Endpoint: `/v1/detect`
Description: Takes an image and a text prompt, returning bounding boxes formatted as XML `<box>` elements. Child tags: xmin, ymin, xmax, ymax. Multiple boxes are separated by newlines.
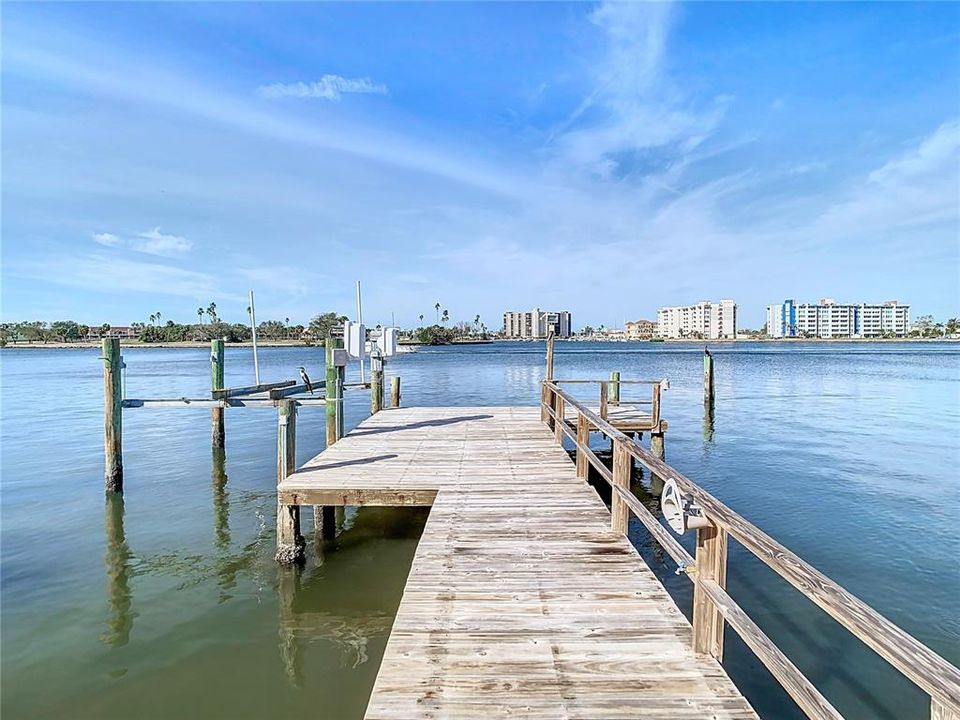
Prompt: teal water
<box><xmin>1</xmin><ymin>341</ymin><xmax>958</xmax><ymax>719</ymax></box>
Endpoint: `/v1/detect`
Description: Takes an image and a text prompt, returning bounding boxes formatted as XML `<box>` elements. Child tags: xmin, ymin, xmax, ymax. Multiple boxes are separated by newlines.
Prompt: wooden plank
<box><xmin>611</xmin><ymin>440</ymin><xmax>630</xmax><ymax>535</ymax></box>
<box><xmin>212</xmin><ymin>379</ymin><xmax>295</xmax><ymax>399</ymax></box>
<box><xmin>280</xmin><ymin>405</ymin><xmax>757</xmax><ymax>719</ymax></box>
<box><xmin>270</xmin><ymin>379</ymin><xmax>326</xmax><ymax>399</ymax></box>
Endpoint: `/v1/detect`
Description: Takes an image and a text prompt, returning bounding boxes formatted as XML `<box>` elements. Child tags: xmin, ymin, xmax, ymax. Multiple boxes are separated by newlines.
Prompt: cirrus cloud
<box><xmin>256</xmin><ymin>74</ymin><xmax>387</xmax><ymax>101</ymax></box>
<box><xmin>91</xmin><ymin>227</ymin><xmax>193</xmax><ymax>256</ymax></box>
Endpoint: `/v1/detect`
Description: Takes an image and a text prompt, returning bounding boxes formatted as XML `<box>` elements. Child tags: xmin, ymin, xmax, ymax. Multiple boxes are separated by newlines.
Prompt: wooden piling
<box><xmin>693</xmin><ymin>522</ymin><xmax>728</xmax><ymax>659</ymax></box>
<box><xmin>554</xmin><ymin>396</ymin><xmax>565</xmax><ymax>444</ymax></box>
<box><xmin>325</xmin><ymin>338</ymin><xmax>344</xmax><ymax>446</ymax></box>
<box><xmin>611</xmin><ymin>440</ymin><xmax>630</xmax><ymax>535</ymax></box>
<box><xmin>102</xmin><ymin>338</ymin><xmax>123</xmax><ymax>493</ymax></box>
<box><xmin>275</xmin><ymin>399</ymin><xmax>304</xmax><ymax>563</ymax></box>
<box><xmin>391</xmin><ymin>376</ymin><xmax>401</xmax><ymax>408</ymax></box>
<box><xmin>210</xmin><ymin>339</ymin><xmax>225</xmax><ymax>450</ymax></box>
<box><xmin>651</xmin><ymin>420</ymin><xmax>667</xmax><ymax>460</ymax></box>
<box><xmin>609</xmin><ymin>371</ymin><xmax>620</xmax><ymax>404</ymax></box>
<box><xmin>704</xmin><ymin>348</ymin><xmax>715</xmax><ymax>410</ymax></box>
<box><xmin>370</xmin><ymin>358</ymin><xmax>384</xmax><ymax>415</ymax></box>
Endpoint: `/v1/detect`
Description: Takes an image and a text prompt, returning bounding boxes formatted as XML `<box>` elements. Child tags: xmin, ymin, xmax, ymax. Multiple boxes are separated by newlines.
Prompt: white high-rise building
<box><xmin>502</xmin><ymin>308</ymin><xmax>572</xmax><ymax>339</ymax></box>
<box><xmin>656</xmin><ymin>300</ymin><xmax>737</xmax><ymax>339</ymax></box>
<box><xmin>767</xmin><ymin>299</ymin><xmax>909</xmax><ymax>338</ymax></box>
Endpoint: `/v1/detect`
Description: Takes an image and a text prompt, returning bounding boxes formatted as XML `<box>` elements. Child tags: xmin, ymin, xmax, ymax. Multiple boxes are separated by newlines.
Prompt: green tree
<box><xmin>441</xmin><ymin>309</ymin><xmax>449</xmax><ymax>325</ymax></box>
<box><xmin>945</xmin><ymin>318</ymin><xmax>959</xmax><ymax>336</ymax></box>
<box><xmin>197</xmin><ymin>307</ymin><xmax>205</xmax><ymax>325</ymax></box>
<box><xmin>308</xmin><ymin>312</ymin><xmax>347</xmax><ymax>341</ymax></box>
<box><xmin>419</xmin><ymin>314</ymin><xmax>424</xmax><ymax>327</ymax></box>
<box><xmin>434</xmin><ymin>302</ymin><xmax>441</xmax><ymax>324</ymax></box>
<box><xmin>415</xmin><ymin>324</ymin><xmax>456</xmax><ymax>345</ymax></box>
<box><xmin>100</xmin><ymin>323</ymin><xmax>112</xmax><ymax>338</ymax></box>
<box><xmin>50</xmin><ymin>320</ymin><xmax>82</xmax><ymax>342</ymax></box>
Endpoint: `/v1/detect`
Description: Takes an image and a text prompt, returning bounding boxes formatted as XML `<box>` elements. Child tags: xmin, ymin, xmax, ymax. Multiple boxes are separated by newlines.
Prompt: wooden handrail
<box><xmin>553</xmin><ymin>378</ymin><xmax>666</xmax><ymax>385</ymax></box>
<box><xmin>542</xmin><ymin>380</ymin><xmax>960</xmax><ymax>718</ymax></box>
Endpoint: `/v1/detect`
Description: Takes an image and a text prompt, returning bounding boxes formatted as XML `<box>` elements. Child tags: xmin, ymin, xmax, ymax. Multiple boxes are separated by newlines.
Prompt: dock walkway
<box><xmin>280</xmin><ymin>406</ymin><xmax>756</xmax><ymax>719</ymax></box>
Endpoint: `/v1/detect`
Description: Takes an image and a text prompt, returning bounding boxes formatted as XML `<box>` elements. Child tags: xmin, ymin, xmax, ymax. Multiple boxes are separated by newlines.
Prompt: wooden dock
<box><xmin>280</xmin><ymin>406</ymin><xmax>757</xmax><ymax>719</ymax></box>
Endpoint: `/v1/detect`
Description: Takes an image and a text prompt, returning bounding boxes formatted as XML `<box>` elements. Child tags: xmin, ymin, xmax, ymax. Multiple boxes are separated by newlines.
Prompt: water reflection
<box><xmin>703</xmin><ymin>405</ymin><xmax>715</xmax><ymax>443</ymax></box>
<box><xmin>212</xmin><ymin>447</ymin><xmax>230</xmax><ymax>550</ymax></box>
<box><xmin>101</xmin><ymin>494</ymin><xmax>135</xmax><ymax>647</ymax></box>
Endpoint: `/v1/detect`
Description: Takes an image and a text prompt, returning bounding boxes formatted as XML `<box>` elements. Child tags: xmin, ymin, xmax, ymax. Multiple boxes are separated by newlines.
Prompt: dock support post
<box><xmin>651</xmin><ymin>420</ymin><xmax>667</xmax><ymax>460</ymax></box>
<box><xmin>611</xmin><ymin>440</ymin><xmax>630</xmax><ymax>535</ymax></box>
<box><xmin>210</xmin><ymin>338</ymin><xmax>225</xmax><ymax>450</ymax></box>
<box><xmin>391</xmin><ymin>376</ymin><xmax>401</xmax><ymax>408</ymax></box>
<box><xmin>703</xmin><ymin>348</ymin><xmax>715</xmax><ymax>411</ymax></box>
<box><xmin>276</xmin><ymin>399</ymin><xmax>304</xmax><ymax>564</ymax></box>
<box><xmin>102</xmin><ymin>338</ymin><xmax>123</xmax><ymax>493</ymax></box>
<box><xmin>554</xmin><ymin>396</ymin><xmax>565</xmax><ymax>444</ymax></box>
<box><xmin>325</xmin><ymin>338</ymin><xmax>344</xmax><ymax>446</ymax></box>
<box><xmin>692</xmin><ymin>522</ymin><xmax>727</xmax><ymax>659</ymax></box>
<box><xmin>609</xmin><ymin>371</ymin><xmax>620</xmax><ymax>404</ymax></box>
<box><xmin>370</xmin><ymin>354</ymin><xmax>384</xmax><ymax>414</ymax></box>
<box><xmin>575</xmin><ymin>413</ymin><xmax>589</xmax><ymax>479</ymax></box>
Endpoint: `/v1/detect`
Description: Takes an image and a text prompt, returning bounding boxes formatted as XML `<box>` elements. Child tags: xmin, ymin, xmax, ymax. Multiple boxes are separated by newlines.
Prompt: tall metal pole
<box><xmin>249</xmin><ymin>289</ymin><xmax>261</xmax><ymax>385</ymax></box>
<box><xmin>356</xmin><ymin>280</ymin><xmax>364</xmax><ymax>384</ymax></box>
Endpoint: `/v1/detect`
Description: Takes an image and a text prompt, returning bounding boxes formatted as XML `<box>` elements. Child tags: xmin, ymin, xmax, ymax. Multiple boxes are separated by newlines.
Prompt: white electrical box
<box><xmin>382</xmin><ymin>327</ymin><xmax>398</xmax><ymax>357</ymax></box>
<box><xmin>344</xmin><ymin>321</ymin><xmax>366</xmax><ymax>361</ymax></box>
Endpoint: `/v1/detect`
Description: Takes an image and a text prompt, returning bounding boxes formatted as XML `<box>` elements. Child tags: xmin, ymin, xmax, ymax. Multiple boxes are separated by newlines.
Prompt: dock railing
<box><xmin>541</xmin><ymin>379</ymin><xmax>960</xmax><ymax>720</ymax></box>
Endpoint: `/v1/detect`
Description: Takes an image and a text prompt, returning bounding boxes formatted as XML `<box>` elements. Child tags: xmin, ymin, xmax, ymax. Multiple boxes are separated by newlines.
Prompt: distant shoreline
<box><xmin>1</xmin><ymin>336</ymin><xmax>955</xmax><ymax>350</ymax></box>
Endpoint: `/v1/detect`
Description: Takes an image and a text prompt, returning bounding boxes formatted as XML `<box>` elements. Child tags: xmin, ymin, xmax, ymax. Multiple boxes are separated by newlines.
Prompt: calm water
<box><xmin>1</xmin><ymin>341</ymin><xmax>958</xmax><ymax>719</ymax></box>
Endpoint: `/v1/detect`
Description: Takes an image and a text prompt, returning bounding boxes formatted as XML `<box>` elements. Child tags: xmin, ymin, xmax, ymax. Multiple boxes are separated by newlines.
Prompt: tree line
<box><xmin>0</xmin><ymin>311</ymin><xmax>351</xmax><ymax>346</ymax></box>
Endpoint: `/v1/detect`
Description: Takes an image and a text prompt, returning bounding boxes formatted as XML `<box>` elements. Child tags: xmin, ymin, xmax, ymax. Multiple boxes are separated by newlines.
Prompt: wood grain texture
<box><xmin>282</xmin><ymin>406</ymin><xmax>756</xmax><ymax>719</ymax></box>
<box><xmin>210</xmin><ymin>339</ymin><xmax>225</xmax><ymax>450</ymax></box>
<box><xmin>547</xmin><ymin>382</ymin><xmax>960</xmax><ymax>715</ymax></box>
<box><xmin>102</xmin><ymin>338</ymin><xmax>123</xmax><ymax>493</ymax></box>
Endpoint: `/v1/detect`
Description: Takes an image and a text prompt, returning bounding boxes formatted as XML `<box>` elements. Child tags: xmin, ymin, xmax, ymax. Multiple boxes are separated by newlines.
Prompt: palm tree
<box><xmin>156</xmin><ymin>311</ymin><xmax>161</xmax><ymax>324</ymax></box>
<box><xmin>149</xmin><ymin>313</ymin><xmax>156</xmax><ymax>325</ymax></box>
<box><xmin>441</xmin><ymin>309</ymin><xmax>449</xmax><ymax>326</ymax></box>
<box><xmin>434</xmin><ymin>302</ymin><xmax>441</xmax><ymax>324</ymax></box>
<box><xmin>207</xmin><ymin>302</ymin><xmax>217</xmax><ymax>324</ymax></box>
<box><xmin>285</xmin><ymin>317</ymin><xmax>290</xmax><ymax>339</ymax></box>
<box><xmin>197</xmin><ymin>307</ymin><xmax>204</xmax><ymax>325</ymax></box>
<box><xmin>419</xmin><ymin>314</ymin><xmax>424</xmax><ymax>327</ymax></box>
<box><xmin>474</xmin><ymin>314</ymin><xmax>481</xmax><ymax>334</ymax></box>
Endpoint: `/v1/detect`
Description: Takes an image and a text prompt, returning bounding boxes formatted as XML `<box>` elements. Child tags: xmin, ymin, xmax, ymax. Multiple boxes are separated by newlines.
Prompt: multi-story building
<box><xmin>625</xmin><ymin>319</ymin><xmax>656</xmax><ymax>340</ymax></box>
<box><xmin>767</xmin><ymin>299</ymin><xmax>909</xmax><ymax>338</ymax></box>
<box><xmin>656</xmin><ymin>300</ymin><xmax>737</xmax><ymax>340</ymax></box>
<box><xmin>765</xmin><ymin>299</ymin><xmax>796</xmax><ymax>338</ymax></box>
<box><xmin>502</xmin><ymin>308</ymin><xmax>572</xmax><ymax>339</ymax></box>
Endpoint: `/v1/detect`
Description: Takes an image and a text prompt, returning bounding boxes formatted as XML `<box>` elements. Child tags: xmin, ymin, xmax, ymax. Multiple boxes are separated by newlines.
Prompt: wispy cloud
<box><xmin>553</xmin><ymin>2</ymin><xmax>731</xmax><ymax>179</ymax></box>
<box><xmin>91</xmin><ymin>227</ymin><xmax>193</xmax><ymax>256</ymax></box>
<box><xmin>15</xmin><ymin>253</ymin><xmax>233</xmax><ymax>301</ymax></box>
<box><xmin>257</xmin><ymin>75</ymin><xmax>387</xmax><ymax>101</ymax></box>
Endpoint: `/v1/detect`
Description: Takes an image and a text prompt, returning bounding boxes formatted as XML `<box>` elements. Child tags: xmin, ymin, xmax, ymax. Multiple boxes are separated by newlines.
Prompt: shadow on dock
<box><xmin>349</xmin><ymin>414</ymin><xmax>493</xmax><ymax>436</ymax></box>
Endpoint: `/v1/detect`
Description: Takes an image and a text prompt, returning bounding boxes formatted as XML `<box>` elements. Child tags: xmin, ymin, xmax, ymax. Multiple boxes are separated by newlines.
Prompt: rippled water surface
<box><xmin>2</xmin><ymin>341</ymin><xmax>958</xmax><ymax>719</ymax></box>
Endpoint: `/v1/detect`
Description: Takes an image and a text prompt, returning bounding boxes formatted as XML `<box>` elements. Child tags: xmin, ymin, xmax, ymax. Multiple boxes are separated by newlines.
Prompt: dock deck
<box><xmin>280</xmin><ymin>406</ymin><xmax>756</xmax><ymax>719</ymax></box>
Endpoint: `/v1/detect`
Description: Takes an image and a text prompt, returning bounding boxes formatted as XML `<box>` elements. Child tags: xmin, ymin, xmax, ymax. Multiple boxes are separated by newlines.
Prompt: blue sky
<box><xmin>2</xmin><ymin>2</ymin><xmax>958</xmax><ymax>329</ymax></box>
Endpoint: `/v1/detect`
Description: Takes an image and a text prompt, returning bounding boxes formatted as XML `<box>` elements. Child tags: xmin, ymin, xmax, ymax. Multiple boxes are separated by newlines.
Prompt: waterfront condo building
<box><xmin>502</xmin><ymin>308</ymin><xmax>572</xmax><ymax>339</ymax></box>
<box><xmin>656</xmin><ymin>300</ymin><xmax>737</xmax><ymax>339</ymax></box>
<box><xmin>625</xmin><ymin>319</ymin><xmax>656</xmax><ymax>340</ymax></box>
<box><xmin>766</xmin><ymin>299</ymin><xmax>910</xmax><ymax>338</ymax></box>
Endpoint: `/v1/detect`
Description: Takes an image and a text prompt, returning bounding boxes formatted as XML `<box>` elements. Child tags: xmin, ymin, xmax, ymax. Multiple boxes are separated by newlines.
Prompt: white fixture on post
<box><xmin>661</xmin><ymin>478</ymin><xmax>710</xmax><ymax>534</ymax></box>
<box><xmin>248</xmin><ymin>289</ymin><xmax>261</xmax><ymax>385</ymax></box>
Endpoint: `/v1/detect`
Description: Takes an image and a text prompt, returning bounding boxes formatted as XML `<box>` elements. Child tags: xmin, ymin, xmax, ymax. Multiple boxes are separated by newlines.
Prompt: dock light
<box><xmin>661</xmin><ymin>478</ymin><xmax>710</xmax><ymax>534</ymax></box>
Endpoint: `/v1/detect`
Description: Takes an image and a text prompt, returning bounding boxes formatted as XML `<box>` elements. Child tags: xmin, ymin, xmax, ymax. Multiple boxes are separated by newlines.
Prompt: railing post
<box><xmin>651</xmin><ymin>420</ymin><xmax>667</xmax><ymax>460</ymax></box>
<box><xmin>554</xmin><ymin>396</ymin><xmax>565</xmax><ymax>444</ymax></box>
<box><xmin>609</xmin><ymin>371</ymin><xmax>620</xmax><ymax>405</ymax></box>
<box><xmin>210</xmin><ymin>338</ymin><xmax>225</xmax><ymax>450</ymax></box>
<box><xmin>599</xmin><ymin>381</ymin><xmax>608</xmax><ymax>421</ymax></box>
<box><xmin>693</xmin><ymin>522</ymin><xmax>727</xmax><ymax>659</ymax></box>
<box><xmin>544</xmin><ymin>383</ymin><xmax>556</xmax><ymax>431</ymax></box>
<box><xmin>542</xmin><ymin>333</ymin><xmax>556</xmax><ymax>424</ymax></box>
<box><xmin>611</xmin><ymin>440</ymin><xmax>630</xmax><ymax>535</ymax></box>
<box><xmin>103</xmin><ymin>337</ymin><xmax>123</xmax><ymax>494</ymax></box>
<box><xmin>276</xmin><ymin>399</ymin><xmax>304</xmax><ymax>564</ymax></box>
<box><xmin>931</xmin><ymin>698</ymin><xmax>960</xmax><ymax>720</ymax></box>
<box><xmin>391</xmin><ymin>376</ymin><xmax>401</xmax><ymax>408</ymax></box>
<box><xmin>575</xmin><ymin>412</ymin><xmax>589</xmax><ymax>479</ymax></box>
